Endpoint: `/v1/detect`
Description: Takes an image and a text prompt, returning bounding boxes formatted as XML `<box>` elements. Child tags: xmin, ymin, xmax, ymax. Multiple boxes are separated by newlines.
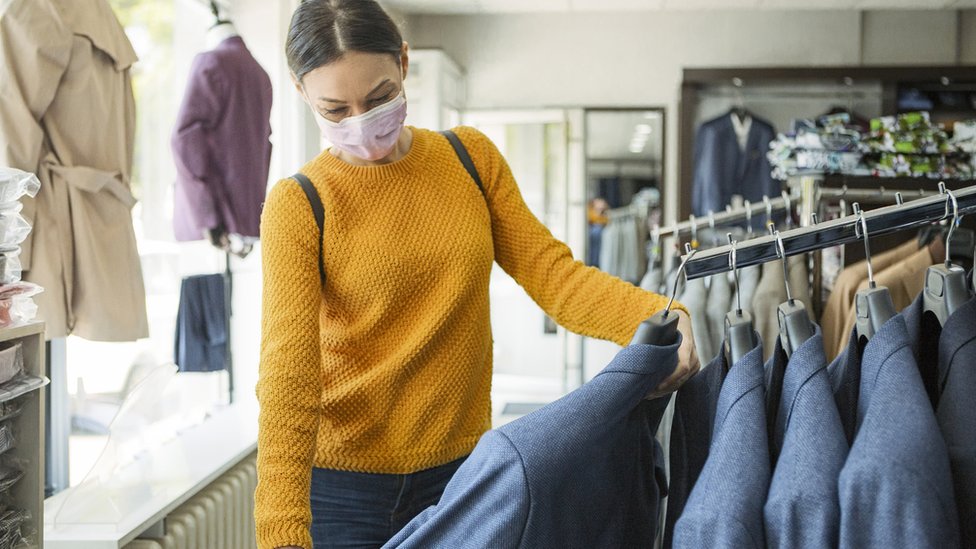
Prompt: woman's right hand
<box><xmin>645</xmin><ymin>309</ymin><xmax>700</xmax><ymax>399</ymax></box>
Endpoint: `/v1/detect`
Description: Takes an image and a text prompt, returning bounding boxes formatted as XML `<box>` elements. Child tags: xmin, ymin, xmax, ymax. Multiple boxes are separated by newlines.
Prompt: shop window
<box><xmin>65</xmin><ymin>0</ymin><xmax>228</xmax><ymax>488</ymax></box>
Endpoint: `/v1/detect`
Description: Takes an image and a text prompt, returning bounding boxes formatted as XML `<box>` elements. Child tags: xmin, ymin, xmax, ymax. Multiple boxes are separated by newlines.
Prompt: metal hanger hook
<box><xmin>727</xmin><ymin>233</ymin><xmax>743</xmax><ymax>314</ymax></box>
<box><xmin>852</xmin><ymin>202</ymin><xmax>876</xmax><ymax>288</ymax></box>
<box><xmin>773</xmin><ymin>230</ymin><xmax>795</xmax><ymax>304</ymax></box>
<box><xmin>941</xmin><ymin>183</ymin><xmax>959</xmax><ymax>269</ymax></box>
<box><xmin>664</xmin><ymin>243</ymin><xmax>697</xmax><ymax>318</ymax></box>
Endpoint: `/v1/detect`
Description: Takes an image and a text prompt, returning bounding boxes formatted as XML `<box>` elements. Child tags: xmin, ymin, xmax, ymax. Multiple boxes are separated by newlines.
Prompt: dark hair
<box><xmin>286</xmin><ymin>0</ymin><xmax>403</xmax><ymax>82</ymax></box>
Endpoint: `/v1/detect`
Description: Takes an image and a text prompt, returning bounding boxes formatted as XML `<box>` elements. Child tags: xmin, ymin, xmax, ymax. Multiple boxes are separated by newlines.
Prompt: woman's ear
<box><xmin>400</xmin><ymin>41</ymin><xmax>410</xmax><ymax>80</ymax></box>
<box><xmin>291</xmin><ymin>73</ymin><xmax>309</xmax><ymax>104</ymax></box>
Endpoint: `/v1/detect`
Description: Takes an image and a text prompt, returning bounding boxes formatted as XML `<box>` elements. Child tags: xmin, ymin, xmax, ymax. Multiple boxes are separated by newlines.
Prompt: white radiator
<box><xmin>125</xmin><ymin>454</ymin><xmax>258</xmax><ymax>549</ymax></box>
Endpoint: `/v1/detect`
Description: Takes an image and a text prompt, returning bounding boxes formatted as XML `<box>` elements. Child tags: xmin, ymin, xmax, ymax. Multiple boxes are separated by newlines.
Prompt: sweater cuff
<box><xmin>669</xmin><ymin>300</ymin><xmax>689</xmax><ymax>317</ymax></box>
<box><xmin>257</xmin><ymin>521</ymin><xmax>312</xmax><ymax>549</ymax></box>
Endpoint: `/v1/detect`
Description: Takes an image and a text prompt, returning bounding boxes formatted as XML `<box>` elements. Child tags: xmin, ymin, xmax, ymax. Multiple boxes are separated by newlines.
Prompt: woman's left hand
<box><xmin>645</xmin><ymin>309</ymin><xmax>700</xmax><ymax>399</ymax></box>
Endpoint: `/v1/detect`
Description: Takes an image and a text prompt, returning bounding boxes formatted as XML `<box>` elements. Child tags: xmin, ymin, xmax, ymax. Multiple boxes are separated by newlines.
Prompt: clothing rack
<box><xmin>682</xmin><ymin>184</ymin><xmax>976</xmax><ymax>280</ymax></box>
<box><xmin>657</xmin><ymin>195</ymin><xmax>790</xmax><ymax>239</ymax></box>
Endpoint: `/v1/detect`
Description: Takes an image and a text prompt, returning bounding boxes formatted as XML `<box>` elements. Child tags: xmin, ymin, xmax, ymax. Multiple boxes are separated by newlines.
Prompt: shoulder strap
<box><xmin>292</xmin><ymin>173</ymin><xmax>326</xmax><ymax>286</ymax></box>
<box><xmin>440</xmin><ymin>130</ymin><xmax>486</xmax><ymax>198</ymax></box>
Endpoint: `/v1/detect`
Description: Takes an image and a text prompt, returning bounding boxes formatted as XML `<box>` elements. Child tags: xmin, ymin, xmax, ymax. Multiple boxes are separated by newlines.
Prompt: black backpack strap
<box><xmin>292</xmin><ymin>172</ymin><xmax>326</xmax><ymax>287</ymax></box>
<box><xmin>440</xmin><ymin>130</ymin><xmax>486</xmax><ymax>198</ymax></box>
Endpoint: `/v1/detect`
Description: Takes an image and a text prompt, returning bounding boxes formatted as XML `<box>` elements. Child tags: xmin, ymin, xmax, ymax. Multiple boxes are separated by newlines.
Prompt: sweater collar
<box><xmin>309</xmin><ymin>126</ymin><xmax>433</xmax><ymax>183</ymax></box>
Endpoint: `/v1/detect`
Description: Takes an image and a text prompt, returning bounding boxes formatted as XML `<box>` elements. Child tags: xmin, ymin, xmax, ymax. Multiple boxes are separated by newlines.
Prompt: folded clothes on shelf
<box><xmin>769</xmin><ymin>111</ymin><xmax>975</xmax><ymax>180</ymax></box>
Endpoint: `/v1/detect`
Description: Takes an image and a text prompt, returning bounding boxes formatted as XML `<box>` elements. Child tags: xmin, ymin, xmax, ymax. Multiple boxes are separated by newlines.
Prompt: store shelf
<box><xmin>0</xmin><ymin>322</ymin><xmax>46</xmax><ymax>548</ymax></box>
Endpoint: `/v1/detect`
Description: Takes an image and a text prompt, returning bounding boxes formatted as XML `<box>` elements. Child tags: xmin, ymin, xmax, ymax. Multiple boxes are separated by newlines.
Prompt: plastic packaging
<box><xmin>0</xmin><ymin>284</ymin><xmax>41</xmax><ymax>330</ymax></box>
<box><xmin>0</xmin><ymin>401</ymin><xmax>21</xmax><ymax>423</ymax></box>
<box><xmin>0</xmin><ymin>425</ymin><xmax>14</xmax><ymax>457</ymax></box>
<box><xmin>0</xmin><ymin>464</ymin><xmax>23</xmax><ymax>493</ymax></box>
<box><xmin>0</xmin><ymin>508</ymin><xmax>29</xmax><ymax>549</ymax></box>
<box><xmin>0</xmin><ymin>251</ymin><xmax>21</xmax><ymax>286</ymax></box>
<box><xmin>0</xmin><ymin>169</ymin><xmax>40</xmax><ymax>204</ymax></box>
<box><xmin>0</xmin><ymin>346</ymin><xmax>21</xmax><ymax>387</ymax></box>
<box><xmin>0</xmin><ymin>211</ymin><xmax>30</xmax><ymax>250</ymax></box>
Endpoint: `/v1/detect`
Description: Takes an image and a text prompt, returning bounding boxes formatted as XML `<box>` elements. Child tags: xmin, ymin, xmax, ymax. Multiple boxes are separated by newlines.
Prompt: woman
<box><xmin>256</xmin><ymin>2</ymin><xmax>699</xmax><ymax>548</ymax></box>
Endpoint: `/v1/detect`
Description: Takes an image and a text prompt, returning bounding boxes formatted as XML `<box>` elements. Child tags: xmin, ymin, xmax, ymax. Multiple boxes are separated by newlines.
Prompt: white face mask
<box><xmin>311</xmin><ymin>92</ymin><xmax>408</xmax><ymax>161</ymax></box>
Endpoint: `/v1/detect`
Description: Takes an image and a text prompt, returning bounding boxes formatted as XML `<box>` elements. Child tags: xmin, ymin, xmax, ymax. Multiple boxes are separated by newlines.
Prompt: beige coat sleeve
<box><xmin>0</xmin><ymin>0</ymin><xmax>72</xmax><ymax>263</ymax></box>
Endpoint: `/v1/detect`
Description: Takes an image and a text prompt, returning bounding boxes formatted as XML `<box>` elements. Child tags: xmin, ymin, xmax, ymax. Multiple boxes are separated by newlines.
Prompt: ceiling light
<box><xmin>629</xmin><ymin>144</ymin><xmax>644</xmax><ymax>153</ymax></box>
<box><xmin>635</xmin><ymin>124</ymin><xmax>653</xmax><ymax>134</ymax></box>
<box><xmin>643</xmin><ymin>112</ymin><xmax>659</xmax><ymax>120</ymax></box>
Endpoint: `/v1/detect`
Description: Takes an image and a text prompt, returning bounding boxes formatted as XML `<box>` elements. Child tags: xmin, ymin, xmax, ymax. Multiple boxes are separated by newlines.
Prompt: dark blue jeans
<box><xmin>310</xmin><ymin>457</ymin><xmax>466</xmax><ymax>549</ymax></box>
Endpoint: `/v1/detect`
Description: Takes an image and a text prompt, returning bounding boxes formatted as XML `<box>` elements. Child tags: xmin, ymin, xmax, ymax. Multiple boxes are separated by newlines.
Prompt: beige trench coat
<box><xmin>0</xmin><ymin>0</ymin><xmax>148</xmax><ymax>341</ymax></box>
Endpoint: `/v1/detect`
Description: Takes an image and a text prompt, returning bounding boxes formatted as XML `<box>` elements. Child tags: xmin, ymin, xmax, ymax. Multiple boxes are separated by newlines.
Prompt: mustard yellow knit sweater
<box><xmin>255</xmin><ymin>126</ymin><xmax>680</xmax><ymax>549</ymax></box>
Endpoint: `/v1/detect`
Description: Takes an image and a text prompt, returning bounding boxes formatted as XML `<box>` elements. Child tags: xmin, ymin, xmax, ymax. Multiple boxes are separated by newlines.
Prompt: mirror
<box><xmin>585</xmin><ymin>109</ymin><xmax>665</xmax><ymax>283</ymax></box>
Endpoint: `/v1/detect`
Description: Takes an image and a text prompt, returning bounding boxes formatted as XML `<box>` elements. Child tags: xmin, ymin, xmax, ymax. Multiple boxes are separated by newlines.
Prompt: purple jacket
<box><xmin>171</xmin><ymin>36</ymin><xmax>272</xmax><ymax>241</ymax></box>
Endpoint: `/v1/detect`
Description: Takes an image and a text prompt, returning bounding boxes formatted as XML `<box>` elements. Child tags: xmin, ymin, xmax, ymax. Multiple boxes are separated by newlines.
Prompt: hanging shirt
<box><xmin>837</xmin><ymin>315</ymin><xmax>960</xmax><ymax>548</ymax></box>
<box><xmin>674</xmin><ymin>341</ymin><xmax>769</xmax><ymax>549</ymax></box>
<box><xmin>172</xmin><ymin>35</ymin><xmax>273</xmax><ymax>241</ymax></box>
<box><xmin>901</xmin><ymin>294</ymin><xmax>976</xmax><ymax>548</ymax></box>
<box><xmin>383</xmin><ymin>340</ymin><xmax>680</xmax><ymax>549</ymax></box>
<box><xmin>764</xmin><ymin>326</ymin><xmax>848</xmax><ymax>549</ymax></box>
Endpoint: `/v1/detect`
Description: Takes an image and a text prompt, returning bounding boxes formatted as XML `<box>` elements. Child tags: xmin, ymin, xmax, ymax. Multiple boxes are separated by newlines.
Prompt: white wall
<box><xmin>406</xmin><ymin>9</ymin><xmax>974</xmax><ymax>225</ymax></box>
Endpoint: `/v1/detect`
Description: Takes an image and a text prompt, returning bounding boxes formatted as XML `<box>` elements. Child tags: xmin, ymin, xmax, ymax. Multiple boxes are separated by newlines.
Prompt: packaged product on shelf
<box><xmin>0</xmin><ymin>424</ymin><xmax>14</xmax><ymax>457</ymax></box>
<box><xmin>0</xmin><ymin>205</ymin><xmax>30</xmax><ymax>250</ymax></box>
<box><xmin>0</xmin><ymin>508</ymin><xmax>30</xmax><ymax>549</ymax></box>
<box><xmin>0</xmin><ymin>461</ymin><xmax>24</xmax><ymax>494</ymax></box>
<box><xmin>0</xmin><ymin>401</ymin><xmax>21</xmax><ymax>423</ymax></box>
<box><xmin>0</xmin><ymin>345</ymin><xmax>21</xmax><ymax>387</ymax></box>
<box><xmin>0</xmin><ymin>169</ymin><xmax>40</xmax><ymax>205</ymax></box>
<box><xmin>0</xmin><ymin>283</ymin><xmax>40</xmax><ymax>329</ymax></box>
<box><xmin>0</xmin><ymin>251</ymin><xmax>21</xmax><ymax>286</ymax></box>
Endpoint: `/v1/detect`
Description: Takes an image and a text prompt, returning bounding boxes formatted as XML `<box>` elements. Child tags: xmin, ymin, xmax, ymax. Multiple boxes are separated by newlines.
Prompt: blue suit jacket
<box><xmin>902</xmin><ymin>294</ymin><xmax>976</xmax><ymax>547</ymax></box>
<box><xmin>838</xmin><ymin>314</ymin><xmax>960</xmax><ymax>548</ymax></box>
<box><xmin>674</xmin><ymin>340</ymin><xmax>769</xmax><ymax>548</ymax></box>
<box><xmin>384</xmin><ymin>339</ymin><xmax>680</xmax><ymax>549</ymax></box>
<box><xmin>691</xmin><ymin>113</ymin><xmax>779</xmax><ymax>217</ymax></box>
<box><xmin>664</xmin><ymin>350</ymin><xmax>728</xmax><ymax>548</ymax></box>
<box><xmin>764</xmin><ymin>326</ymin><xmax>848</xmax><ymax>549</ymax></box>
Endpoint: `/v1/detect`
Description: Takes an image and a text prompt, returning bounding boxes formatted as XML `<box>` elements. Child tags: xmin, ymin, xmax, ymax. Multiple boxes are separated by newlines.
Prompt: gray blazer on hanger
<box><xmin>764</xmin><ymin>326</ymin><xmax>848</xmax><ymax>549</ymax></box>
<box><xmin>838</xmin><ymin>315</ymin><xmax>960</xmax><ymax>548</ymax></box>
<box><xmin>384</xmin><ymin>341</ymin><xmax>679</xmax><ymax>549</ymax></box>
<box><xmin>673</xmin><ymin>340</ymin><xmax>769</xmax><ymax>548</ymax></box>
<box><xmin>901</xmin><ymin>294</ymin><xmax>976</xmax><ymax>547</ymax></box>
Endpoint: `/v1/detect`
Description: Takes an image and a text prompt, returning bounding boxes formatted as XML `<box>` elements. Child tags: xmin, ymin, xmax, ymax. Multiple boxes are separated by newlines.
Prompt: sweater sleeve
<box><xmin>255</xmin><ymin>180</ymin><xmax>323</xmax><ymax>549</ymax></box>
<box><xmin>452</xmin><ymin>126</ymin><xmax>684</xmax><ymax>347</ymax></box>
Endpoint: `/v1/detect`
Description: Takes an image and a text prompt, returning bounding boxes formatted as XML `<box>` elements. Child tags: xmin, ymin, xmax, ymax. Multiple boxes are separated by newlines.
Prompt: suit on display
<box><xmin>764</xmin><ymin>326</ymin><xmax>848</xmax><ymax>549</ymax></box>
<box><xmin>171</xmin><ymin>25</ymin><xmax>273</xmax><ymax>242</ymax></box>
<box><xmin>674</xmin><ymin>341</ymin><xmax>769</xmax><ymax>549</ymax></box>
<box><xmin>691</xmin><ymin>112</ymin><xmax>779</xmax><ymax>217</ymax></box>
<box><xmin>901</xmin><ymin>294</ymin><xmax>976</xmax><ymax>547</ymax></box>
<box><xmin>384</xmin><ymin>341</ymin><xmax>679</xmax><ymax>548</ymax></box>
<box><xmin>0</xmin><ymin>0</ymin><xmax>148</xmax><ymax>341</ymax></box>
<box><xmin>837</xmin><ymin>315</ymin><xmax>960</xmax><ymax>548</ymax></box>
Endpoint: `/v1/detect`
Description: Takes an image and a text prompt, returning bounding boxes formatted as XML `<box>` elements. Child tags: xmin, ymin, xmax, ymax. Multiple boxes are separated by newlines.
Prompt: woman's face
<box><xmin>297</xmin><ymin>44</ymin><xmax>409</xmax><ymax>124</ymax></box>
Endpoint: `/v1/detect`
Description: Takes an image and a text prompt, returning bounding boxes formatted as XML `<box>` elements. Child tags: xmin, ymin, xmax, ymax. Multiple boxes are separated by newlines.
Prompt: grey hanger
<box><xmin>631</xmin><ymin>244</ymin><xmax>697</xmax><ymax>347</ymax></box>
<box><xmin>774</xmin><ymin>230</ymin><xmax>815</xmax><ymax>357</ymax></box>
<box><xmin>724</xmin><ymin>234</ymin><xmax>759</xmax><ymax>365</ymax></box>
<box><xmin>922</xmin><ymin>183</ymin><xmax>973</xmax><ymax>326</ymax></box>
<box><xmin>852</xmin><ymin>203</ymin><xmax>896</xmax><ymax>342</ymax></box>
